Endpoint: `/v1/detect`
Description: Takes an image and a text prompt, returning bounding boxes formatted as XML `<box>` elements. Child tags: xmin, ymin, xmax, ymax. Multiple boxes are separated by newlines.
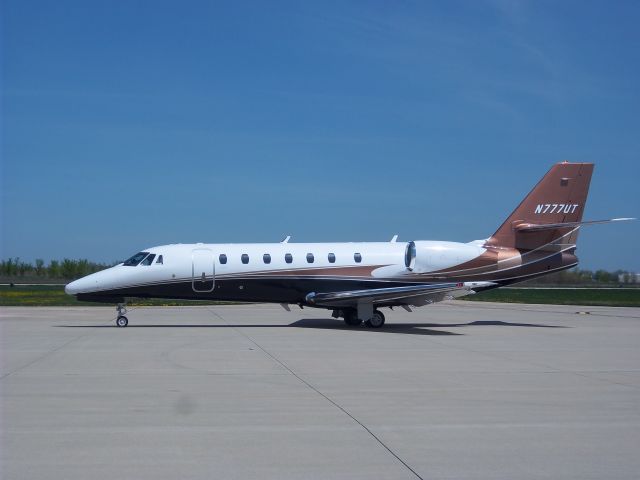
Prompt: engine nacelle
<box><xmin>404</xmin><ymin>240</ymin><xmax>485</xmax><ymax>273</ymax></box>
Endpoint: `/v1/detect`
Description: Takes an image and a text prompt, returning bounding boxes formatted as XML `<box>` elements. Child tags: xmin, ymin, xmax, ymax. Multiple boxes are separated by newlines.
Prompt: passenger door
<box><xmin>192</xmin><ymin>248</ymin><xmax>215</xmax><ymax>292</ymax></box>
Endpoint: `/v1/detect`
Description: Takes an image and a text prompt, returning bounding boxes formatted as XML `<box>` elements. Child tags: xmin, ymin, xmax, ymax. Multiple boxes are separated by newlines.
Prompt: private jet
<box><xmin>65</xmin><ymin>162</ymin><xmax>633</xmax><ymax>327</ymax></box>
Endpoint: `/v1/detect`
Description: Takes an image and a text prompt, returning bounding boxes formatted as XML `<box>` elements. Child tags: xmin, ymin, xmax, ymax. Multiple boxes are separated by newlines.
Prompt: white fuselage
<box><xmin>65</xmin><ymin>240</ymin><xmax>487</xmax><ymax>297</ymax></box>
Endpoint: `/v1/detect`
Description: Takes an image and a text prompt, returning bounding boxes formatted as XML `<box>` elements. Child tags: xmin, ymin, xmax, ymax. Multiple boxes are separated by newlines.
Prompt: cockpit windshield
<box><xmin>123</xmin><ymin>252</ymin><xmax>150</xmax><ymax>266</ymax></box>
<box><xmin>140</xmin><ymin>254</ymin><xmax>156</xmax><ymax>266</ymax></box>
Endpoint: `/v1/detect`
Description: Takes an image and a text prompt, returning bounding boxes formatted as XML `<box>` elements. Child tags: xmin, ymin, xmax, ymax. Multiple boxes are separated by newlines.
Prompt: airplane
<box><xmin>65</xmin><ymin>162</ymin><xmax>633</xmax><ymax>328</ymax></box>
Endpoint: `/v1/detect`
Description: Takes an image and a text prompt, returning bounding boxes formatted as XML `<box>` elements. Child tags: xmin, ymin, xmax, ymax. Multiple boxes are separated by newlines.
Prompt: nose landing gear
<box><xmin>116</xmin><ymin>303</ymin><xmax>128</xmax><ymax>327</ymax></box>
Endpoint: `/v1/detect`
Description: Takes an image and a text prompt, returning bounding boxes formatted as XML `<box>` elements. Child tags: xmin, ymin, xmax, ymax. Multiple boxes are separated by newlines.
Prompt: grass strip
<box><xmin>464</xmin><ymin>288</ymin><xmax>640</xmax><ymax>307</ymax></box>
<box><xmin>0</xmin><ymin>285</ymin><xmax>226</xmax><ymax>307</ymax></box>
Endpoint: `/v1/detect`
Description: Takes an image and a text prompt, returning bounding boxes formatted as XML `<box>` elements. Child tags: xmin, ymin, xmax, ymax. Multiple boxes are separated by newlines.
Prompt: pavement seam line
<box><xmin>0</xmin><ymin>308</ymin><xmax>134</xmax><ymax>380</ymax></box>
<box><xmin>206</xmin><ymin>307</ymin><xmax>425</xmax><ymax>480</ymax></box>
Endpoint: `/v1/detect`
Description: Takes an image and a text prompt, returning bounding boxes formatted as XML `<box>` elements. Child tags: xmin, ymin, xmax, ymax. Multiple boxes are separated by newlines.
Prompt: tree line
<box><xmin>0</xmin><ymin>258</ymin><xmax>116</xmax><ymax>280</ymax></box>
<box><xmin>1</xmin><ymin>257</ymin><xmax>637</xmax><ymax>284</ymax></box>
<box><xmin>522</xmin><ymin>268</ymin><xmax>638</xmax><ymax>285</ymax></box>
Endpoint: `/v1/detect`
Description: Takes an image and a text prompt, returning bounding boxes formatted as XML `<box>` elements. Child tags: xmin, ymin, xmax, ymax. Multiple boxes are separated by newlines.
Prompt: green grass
<box><xmin>464</xmin><ymin>288</ymin><xmax>640</xmax><ymax>307</ymax></box>
<box><xmin>0</xmin><ymin>285</ymin><xmax>224</xmax><ymax>307</ymax></box>
<box><xmin>2</xmin><ymin>284</ymin><xmax>639</xmax><ymax>307</ymax></box>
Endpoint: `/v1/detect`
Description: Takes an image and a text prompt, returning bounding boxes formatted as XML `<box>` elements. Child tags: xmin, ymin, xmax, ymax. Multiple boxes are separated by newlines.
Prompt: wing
<box><xmin>305</xmin><ymin>282</ymin><xmax>496</xmax><ymax>308</ymax></box>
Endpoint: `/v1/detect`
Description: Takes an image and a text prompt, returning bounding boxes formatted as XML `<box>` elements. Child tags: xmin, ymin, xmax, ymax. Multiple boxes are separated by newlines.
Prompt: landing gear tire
<box><xmin>343</xmin><ymin>310</ymin><xmax>362</xmax><ymax>326</ymax></box>
<box><xmin>365</xmin><ymin>310</ymin><xmax>385</xmax><ymax>328</ymax></box>
<box><xmin>115</xmin><ymin>303</ymin><xmax>128</xmax><ymax>327</ymax></box>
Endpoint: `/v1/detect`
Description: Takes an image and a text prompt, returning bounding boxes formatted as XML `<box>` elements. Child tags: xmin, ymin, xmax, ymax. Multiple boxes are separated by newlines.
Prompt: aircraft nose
<box><xmin>65</xmin><ymin>275</ymin><xmax>99</xmax><ymax>295</ymax></box>
<box><xmin>65</xmin><ymin>278</ymin><xmax>82</xmax><ymax>295</ymax></box>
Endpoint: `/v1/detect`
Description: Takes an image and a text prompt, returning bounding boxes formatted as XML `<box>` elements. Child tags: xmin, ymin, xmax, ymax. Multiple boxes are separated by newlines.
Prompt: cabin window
<box><xmin>263</xmin><ymin>254</ymin><xmax>271</xmax><ymax>264</ymax></box>
<box><xmin>328</xmin><ymin>253</ymin><xmax>336</xmax><ymax>263</ymax></box>
<box><xmin>219</xmin><ymin>254</ymin><xmax>227</xmax><ymax>264</ymax></box>
<box><xmin>354</xmin><ymin>253</ymin><xmax>362</xmax><ymax>263</ymax></box>
<box><xmin>241</xmin><ymin>254</ymin><xmax>249</xmax><ymax>264</ymax></box>
<box><xmin>306</xmin><ymin>253</ymin><xmax>314</xmax><ymax>263</ymax></box>
<box><xmin>156</xmin><ymin>255</ymin><xmax>163</xmax><ymax>264</ymax></box>
<box><xmin>123</xmin><ymin>252</ymin><xmax>149</xmax><ymax>266</ymax></box>
<box><xmin>141</xmin><ymin>254</ymin><xmax>156</xmax><ymax>266</ymax></box>
<box><xmin>285</xmin><ymin>253</ymin><xmax>293</xmax><ymax>263</ymax></box>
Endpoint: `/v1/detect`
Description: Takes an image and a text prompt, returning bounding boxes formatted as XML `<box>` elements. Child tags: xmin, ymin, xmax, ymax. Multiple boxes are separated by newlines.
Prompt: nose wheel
<box><xmin>116</xmin><ymin>303</ymin><xmax>129</xmax><ymax>327</ymax></box>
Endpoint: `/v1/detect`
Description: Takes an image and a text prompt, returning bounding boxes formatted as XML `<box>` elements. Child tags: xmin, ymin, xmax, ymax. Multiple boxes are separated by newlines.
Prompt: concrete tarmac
<box><xmin>1</xmin><ymin>302</ymin><xmax>639</xmax><ymax>479</ymax></box>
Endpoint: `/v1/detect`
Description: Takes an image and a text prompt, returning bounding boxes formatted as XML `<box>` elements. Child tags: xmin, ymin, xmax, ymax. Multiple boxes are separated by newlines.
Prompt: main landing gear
<box><xmin>366</xmin><ymin>310</ymin><xmax>385</xmax><ymax>328</ymax></box>
<box><xmin>116</xmin><ymin>303</ymin><xmax>128</xmax><ymax>328</ymax></box>
<box><xmin>339</xmin><ymin>308</ymin><xmax>386</xmax><ymax>328</ymax></box>
<box><xmin>343</xmin><ymin>310</ymin><xmax>362</xmax><ymax>326</ymax></box>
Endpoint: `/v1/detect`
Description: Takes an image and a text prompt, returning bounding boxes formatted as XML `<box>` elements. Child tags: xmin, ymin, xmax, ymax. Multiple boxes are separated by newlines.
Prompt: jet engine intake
<box><xmin>404</xmin><ymin>240</ymin><xmax>485</xmax><ymax>273</ymax></box>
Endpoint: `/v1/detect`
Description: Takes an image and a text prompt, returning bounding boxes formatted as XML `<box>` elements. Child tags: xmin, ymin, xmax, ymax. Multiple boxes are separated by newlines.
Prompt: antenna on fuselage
<box><xmin>390</xmin><ymin>235</ymin><xmax>398</xmax><ymax>242</ymax></box>
<box><xmin>281</xmin><ymin>235</ymin><xmax>291</xmax><ymax>243</ymax></box>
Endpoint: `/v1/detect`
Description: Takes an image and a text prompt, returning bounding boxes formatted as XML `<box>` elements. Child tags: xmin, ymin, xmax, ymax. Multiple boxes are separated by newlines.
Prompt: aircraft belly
<box><xmin>76</xmin><ymin>277</ymin><xmax>426</xmax><ymax>304</ymax></box>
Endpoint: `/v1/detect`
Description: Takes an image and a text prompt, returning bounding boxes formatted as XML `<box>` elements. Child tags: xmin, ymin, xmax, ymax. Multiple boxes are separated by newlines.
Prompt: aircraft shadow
<box><xmin>58</xmin><ymin>318</ymin><xmax>565</xmax><ymax>336</ymax></box>
<box><xmin>429</xmin><ymin>320</ymin><xmax>568</xmax><ymax>329</ymax></box>
<box><xmin>291</xmin><ymin>319</ymin><xmax>460</xmax><ymax>336</ymax></box>
<box><xmin>287</xmin><ymin>318</ymin><xmax>566</xmax><ymax>335</ymax></box>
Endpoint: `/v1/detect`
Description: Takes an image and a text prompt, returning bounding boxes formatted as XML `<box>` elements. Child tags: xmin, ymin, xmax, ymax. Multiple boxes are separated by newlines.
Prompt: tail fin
<box><xmin>487</xmin><ymin>162</ymin><xmax>594</xmax><ymax>251</ymax></box>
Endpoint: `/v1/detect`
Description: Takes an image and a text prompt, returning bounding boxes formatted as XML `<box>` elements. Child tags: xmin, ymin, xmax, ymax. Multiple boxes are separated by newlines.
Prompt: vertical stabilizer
<box><xmin>487</xmin><ymin>162</ymin><xmax>594</xmax><ymax>251</ymax></box>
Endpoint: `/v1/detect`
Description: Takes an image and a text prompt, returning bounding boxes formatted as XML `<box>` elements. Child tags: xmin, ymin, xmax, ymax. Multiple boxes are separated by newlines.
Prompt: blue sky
<box><xmin>2</xmin><ymin>0</ymin><xmax>639</xmax><ymax>271</ymax></box>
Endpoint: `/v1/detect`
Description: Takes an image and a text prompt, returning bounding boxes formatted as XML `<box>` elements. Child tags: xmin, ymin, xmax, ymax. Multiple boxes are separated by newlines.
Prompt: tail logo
<box><xmin>535</xmin><ymin>204</ymin><xmax>579</xmax><ymax>214</ymax></box>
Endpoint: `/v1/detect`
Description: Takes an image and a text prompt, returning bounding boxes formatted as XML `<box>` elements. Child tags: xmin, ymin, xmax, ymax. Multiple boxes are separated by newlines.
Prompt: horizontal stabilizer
<box><xmin>515</xmin><ymin>217</ymin><xmax>635</xmax><ymax>232</ymax></box>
